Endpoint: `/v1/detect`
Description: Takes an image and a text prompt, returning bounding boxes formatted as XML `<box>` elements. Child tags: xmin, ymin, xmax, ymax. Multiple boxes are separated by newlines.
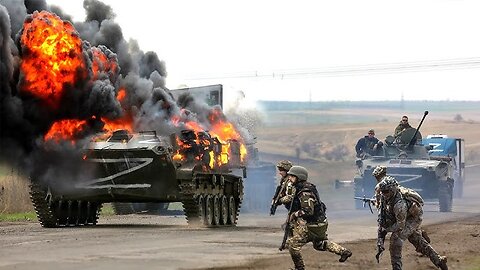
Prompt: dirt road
<box><xmin>1</xmin><ymin>204</ymin><xmax>478</xmax><ymax>270</ymax></box>
<box><xmin>1</xmin><ymin>169</ymin><xmax>479</xmax><ymax>270</ymax></box>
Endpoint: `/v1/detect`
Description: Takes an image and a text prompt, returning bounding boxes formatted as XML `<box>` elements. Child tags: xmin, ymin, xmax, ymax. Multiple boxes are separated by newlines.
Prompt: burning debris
<box><xmin>0</xmin><ymin>0</ymin><xmax>249</xmax><ymax>184</ymax></box>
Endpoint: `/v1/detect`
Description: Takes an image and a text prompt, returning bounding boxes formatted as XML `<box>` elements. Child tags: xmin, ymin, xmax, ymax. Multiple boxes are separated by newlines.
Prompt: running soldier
<box><xmin>280</xmin><ymin>166</ymin><xmax>352</xmax><ymax>270</ymax></box>
<box><xmin>372</xmin><ymin>166</ymin><xmax>431</xmax><ymax>250</ymax></box>
<box><xmin>270</xmin><ymin>160</ymin><xmax>293</xmax><ymax>215</ymax></box>
<box><xmin>376</xmin><ymin>175</ymin><xmax>448</xmax><ymax>270</ymax></box>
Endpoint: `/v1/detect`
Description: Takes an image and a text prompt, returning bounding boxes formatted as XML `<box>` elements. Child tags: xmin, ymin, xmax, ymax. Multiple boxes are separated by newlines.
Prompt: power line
<box><xmin>186</xmin><ymin>57</ymin><xmax>480</xmax><ymax>80</ymax></box>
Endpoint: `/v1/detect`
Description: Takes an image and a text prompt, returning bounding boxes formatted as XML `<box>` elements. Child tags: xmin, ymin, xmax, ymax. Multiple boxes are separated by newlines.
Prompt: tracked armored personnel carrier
<box><xmin>30</xmin><ymin>129</ymin><xmax>245</xmax><ymax>227</ymax></box>
<box><xmin>354</xmin><ymin>111</ymin><xmax>455</xmax><ymax>212</ymax></box>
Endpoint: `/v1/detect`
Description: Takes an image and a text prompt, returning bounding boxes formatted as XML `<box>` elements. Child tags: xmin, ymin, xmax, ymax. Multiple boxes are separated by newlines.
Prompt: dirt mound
<box><xmin>201</xmin><ymin>215</ymin><xmax>480</xmax><ymax>270</ymax></box>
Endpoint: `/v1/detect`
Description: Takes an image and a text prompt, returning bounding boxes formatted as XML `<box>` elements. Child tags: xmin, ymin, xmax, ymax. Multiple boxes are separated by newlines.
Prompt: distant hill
<box><xmin>258</xmin><ymin>100</ymin><xmax>480</xmax><ymax>112</ymax></box>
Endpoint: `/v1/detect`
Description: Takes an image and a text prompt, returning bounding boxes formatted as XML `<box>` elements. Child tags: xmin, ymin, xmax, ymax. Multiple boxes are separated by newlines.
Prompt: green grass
<box><xmin>465</xmin><ymin>257</ymin><xmax>480</xmax><ymax>270</ymax></box>
<box><xmin>100</xmin><ymin>204</ymin><xmax>115</xmax><ymax>216</ymax></box>
<box><xmin>0</xmin><ymin>204</ymin><xmax>117</xmax><ymax>222</ymax></box>
<box><xmin>0</xmin><ymin>164</ymin><xmax>8</xmax><ymax>177</ymax></box>
<box><xmin>0</xmin><ymin>211</ymin><xmax>37</xmax><ymax>222</ymax></box>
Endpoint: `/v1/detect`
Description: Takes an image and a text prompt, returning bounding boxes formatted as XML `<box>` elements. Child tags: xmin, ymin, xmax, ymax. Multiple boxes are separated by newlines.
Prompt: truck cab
<box><xmin>422</xmin><ymin>134</ymin><xmax>465</xmax><ymax>198</ymax></box>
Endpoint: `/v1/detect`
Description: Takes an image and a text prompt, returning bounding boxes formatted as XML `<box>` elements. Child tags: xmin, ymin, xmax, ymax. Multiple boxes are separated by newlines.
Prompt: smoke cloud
<box><xmin>0</xmin><ymin>0</ymin><xmax>249</xmax><ymax>186</ymax></box>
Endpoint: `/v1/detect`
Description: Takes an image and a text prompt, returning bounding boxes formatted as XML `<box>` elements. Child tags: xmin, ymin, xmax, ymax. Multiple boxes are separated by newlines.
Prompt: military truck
<box><xmin>30</xmin><ymin>129</ymin><xmax>245</xmax><ymax>227</ymax></box>
<box><xmin>422</xmin><ymin>134</ymin><xmax>465</xmax><ymax>198</ymax></box>
<box><xmin>354</xmin><ymin>111</ymin><xmax>455</xmax><ymax>212</ymax></box>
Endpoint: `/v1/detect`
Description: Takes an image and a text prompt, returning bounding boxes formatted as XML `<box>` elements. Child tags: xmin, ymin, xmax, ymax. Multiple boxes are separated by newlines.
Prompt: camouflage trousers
<box><xmin>287</xmin><ymin>219</ymin><xmax>348</xmax><ymax>270</ymax></box>
<box><xmin>389</xmin><ymin>208</ymin><xmax>446</xmax><ymax>270</ymax></box>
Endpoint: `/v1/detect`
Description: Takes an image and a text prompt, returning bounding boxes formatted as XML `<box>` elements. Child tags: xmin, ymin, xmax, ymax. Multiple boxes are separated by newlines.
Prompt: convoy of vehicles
<box><xmin>353</xmin><ymin>111</ymin><xmax>464</xmax><ymax>212</ymax></box>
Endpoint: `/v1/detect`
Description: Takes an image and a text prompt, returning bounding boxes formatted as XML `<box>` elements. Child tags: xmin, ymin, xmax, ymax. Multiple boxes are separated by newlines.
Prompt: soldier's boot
<box><xmin>436</xmin><ymin>256</ymin><xmax>448</xmax><ymax>270</ymax></box>
<box><xmin>339</xmin><ymin>250</ymin><xmax>352</xmax><ymax>263</ymax></box>
<box><xmin>290</xmin><ymin>253</ymin><xmax>305</xmax><ymax>270</ymax></box>
<box><xmin>325</xmin><ymin>241</ymin><xmax>352</xmax><ymax>262</ymax></box>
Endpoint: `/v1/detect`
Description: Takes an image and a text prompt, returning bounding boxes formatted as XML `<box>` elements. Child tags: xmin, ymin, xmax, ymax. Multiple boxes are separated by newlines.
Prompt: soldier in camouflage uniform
<box><xmin>270</xmin><ymin>160</ymin><xmax>293</xmax><ymax>215</ymax></box>
<box><xmin>394</xmin><ymin>115</ymin><xmax>412</xmax><ymax>138</ymax></box>
<box><xmin>376</xmin><ymin>175</ymin><xmax>448</xmax><ymax>270</ymax></box>
<box><xmin>280</xmin><ymin>166</ymin><xmax>352</xmax><ymax>270</ymax></box>
<box><xmin>372</xmin><ymin>166</ymin><xmax>431</xmax><ymax>248</ymax></box>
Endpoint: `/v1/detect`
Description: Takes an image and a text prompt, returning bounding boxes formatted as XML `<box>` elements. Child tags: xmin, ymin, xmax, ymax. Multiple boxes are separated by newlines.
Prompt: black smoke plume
<box><xmin>0</xmin><ymin>0</ymin><xmax>249</xmax><ymax>187</ymax></box>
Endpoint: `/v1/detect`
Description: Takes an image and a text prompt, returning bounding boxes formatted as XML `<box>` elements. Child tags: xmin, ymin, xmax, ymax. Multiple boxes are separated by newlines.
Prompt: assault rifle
<box><xmin>354</xmin><ymin>195</ymin><xmax>375</xmax><ymax>213</ymax></box>
<box><xmin>270</xmin><ymin>181</ymin><xmax>286</xmax><ymax>215</ymax></box>
<box><xmin>279</xmin><ymin>199</ymin><xmax>294</xmax><ymax>251</ymax></box>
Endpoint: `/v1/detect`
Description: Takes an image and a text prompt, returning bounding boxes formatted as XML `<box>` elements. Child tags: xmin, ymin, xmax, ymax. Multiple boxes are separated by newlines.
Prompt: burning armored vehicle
<box><xmin>31</xmin><ymin>127</ymin><xmax>246</xmax><ymax>227</ymax></box>
<box><xmin>354</xmin><ymin>111</ymin><xmax>458</xmax><ymax>212</ymax></box>
<box><xmin>2</xmin><ymin>9</ymin><xmax>254</xmax><ymax>228</ymax></box>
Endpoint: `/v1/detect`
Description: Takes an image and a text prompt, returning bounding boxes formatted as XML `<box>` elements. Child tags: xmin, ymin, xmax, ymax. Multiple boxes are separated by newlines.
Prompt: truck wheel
<box><xmin>453</xmin><ymin>179</ymin><xmax>463</xmax><ymax>198</ymax></box>
<box><xmin>439</xmin><ymin>181</ymin><xmax>453</xmax><ymax>212</ymax></box>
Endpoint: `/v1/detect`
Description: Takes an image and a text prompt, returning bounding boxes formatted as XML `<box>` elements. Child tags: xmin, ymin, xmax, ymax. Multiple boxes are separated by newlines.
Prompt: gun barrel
<box><xmin>408</xmin><ymin>110</ymin><xmax>429</xmax><ymax>147</ymax></box>
<box><xmin>354</xmin><ymin>196</ymin><xmax>373</xmax><ymax>202</ymax></box>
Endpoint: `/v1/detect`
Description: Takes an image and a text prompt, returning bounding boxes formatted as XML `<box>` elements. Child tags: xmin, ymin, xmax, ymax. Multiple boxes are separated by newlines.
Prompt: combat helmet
<box><xmin>372</xmin><ymin>166</ymin><xmax>387</xmax><ymax>178</ymax></box>
<box><xmin>287</xmin><ymin>166</ymin><xmax>308</xmax><ymax>181</ymax></box>
<box><xmin>276</xmin><ymin>160</ymin><xmax>293</xmax><ymax>171</ymax></box>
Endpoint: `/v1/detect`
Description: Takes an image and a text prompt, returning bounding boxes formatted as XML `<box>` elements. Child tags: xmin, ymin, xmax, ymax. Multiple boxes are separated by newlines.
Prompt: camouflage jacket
<box><xmin>374</xmin><ymin>175</ymin><xmax>424</xmax><ymax>209</ymax></box>
<box><xmin>280</xmin><ymin>180</ymin><xmax>326</xmax><ymax>223</ymax></box>
<box><xmin>394</xmin><ymin>121</ymin><xmax>412</xmax><ymax>138</ymax></box>
<box><xmin>273</xmin><ymin>176</ymin><xmax>291</xmax><ymax>209</ymax></box>
<box><xmin>382</xmin><ymin>192</ymin><xmax>423</xmax><ymax>234</ymax></box>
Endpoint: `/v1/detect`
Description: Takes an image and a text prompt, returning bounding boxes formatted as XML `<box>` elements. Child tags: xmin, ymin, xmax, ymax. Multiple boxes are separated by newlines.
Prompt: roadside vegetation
<box><xmin>0</xmin><ymin>211</ymin><xmax>37</xmax><ymax>222</ymax></box>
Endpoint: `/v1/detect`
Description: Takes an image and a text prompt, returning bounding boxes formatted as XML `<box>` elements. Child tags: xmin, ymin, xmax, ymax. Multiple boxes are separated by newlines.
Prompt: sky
<box><xmin>46</xmin><ymin>0</ymin><xmax>480</xmax><ymax>102</ymax></box>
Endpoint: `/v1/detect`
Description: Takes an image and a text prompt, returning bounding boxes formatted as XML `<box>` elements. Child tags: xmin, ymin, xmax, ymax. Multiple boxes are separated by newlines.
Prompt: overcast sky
<box><xmin>47</xmin><ymin>0</ymin><xmax>480</xmax><ymax>102</ymax></box>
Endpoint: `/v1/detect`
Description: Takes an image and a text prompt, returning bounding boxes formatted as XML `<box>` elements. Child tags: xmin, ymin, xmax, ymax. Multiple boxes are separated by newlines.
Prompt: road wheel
<box><xmin>204</xmin><ymin>195</ymin><xmax>214</xmax><ymax>226</ymax></box>
<box><xmin>196</xmin><ymin>195</ymin><xmax>205</xmax><ymax>225</ymax></box>
<box><xmin>219</xmin><ymin>195</ymin><xmax>228</xmax><ymax>225</ymax></box>
<box><xmin>227</xmin><ymin>196</ymin><xmax>236</xmax><ymax>225</ymax></box>
<box><xmin>213</xmin><ymin>196</ymin><xmax>221</xmax><ymax>226</ymax></box>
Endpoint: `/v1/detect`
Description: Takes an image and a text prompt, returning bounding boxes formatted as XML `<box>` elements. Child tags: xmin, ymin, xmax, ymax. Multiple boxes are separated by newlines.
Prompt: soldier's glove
<box><xmin>270</xmin><ymin>204</ymin><xmax>277</xmax><ymax>216</ymax></box>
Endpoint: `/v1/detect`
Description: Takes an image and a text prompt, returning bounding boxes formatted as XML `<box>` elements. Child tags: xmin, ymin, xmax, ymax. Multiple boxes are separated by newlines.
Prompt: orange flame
<box><xmin>44</xmin><ymin>115</ymin><xmax>134</xmax><ymax>143</ymax></box>
<box><xmin>101</xmin><ymin>116</ymin><xmax>133</xmax><ymax>134</ymax></box>
<box><xmin>117</xmin><ymin>88</ymin><xmax>126</xmax><ymax>102</ymax></box>
<box><xmin>91</xmin><ymin>46</ymin><xmax>118</xmax><ymax>81</ymax></box>
<box><xmin>169</xmin><ymin>107</ymin><xmax>249</xmax><ymax>167</ymax></box>
<box><xmin>20</xmin><ymin>11</ymin><xmax>86</xmax><ymax>107</ymax></box>
<box><xmin>207</xmin><ymin>108</ymin><xmax>247</xmax><ymax>162</ymax></box>
<box><xmin>44</xmin><ymin>119</ymin><xmax>88</xmax><ymax>143</ymax></box>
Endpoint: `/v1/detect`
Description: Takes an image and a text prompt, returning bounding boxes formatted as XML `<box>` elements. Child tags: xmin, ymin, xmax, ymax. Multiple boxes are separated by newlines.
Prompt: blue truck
<box><xmin>422</xmin><ymin>134</ymin><xmax>465</xmax><ymax>198</ymax></box>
